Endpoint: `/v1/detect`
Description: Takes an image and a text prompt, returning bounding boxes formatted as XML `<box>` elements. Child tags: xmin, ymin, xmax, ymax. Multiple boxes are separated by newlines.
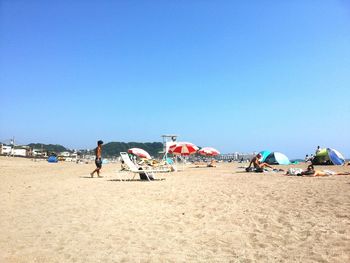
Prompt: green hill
<box><xmin>27</xmin><ymin>143</ymin><xmax>68</xmax><ymax>153</ymax></box>
<box><xmin>102</xmin><ymin>142</ymin><xmax>163</xmax><ymax>158</ymax></box>
<box><xmin>26</xmin><ymin>141</ymin><xmax>164</xmax><ymax>158</ymax></box>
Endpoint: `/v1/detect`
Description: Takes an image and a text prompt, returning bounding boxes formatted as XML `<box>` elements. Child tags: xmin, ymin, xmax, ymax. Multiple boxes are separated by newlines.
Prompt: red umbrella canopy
<box><xmin>168</xmin><ymin>142</ymin><xmax>199</xmax><ymax>156</ymax></box>
<box><xmin>198</xmin><ymin>147</ymin><xmax>220</xmax><ymax>156</ymax></box>
<box><xmin>127</xmin><ymin>148</ymin><xmax>151</xmax><ymax>159</ymax></box>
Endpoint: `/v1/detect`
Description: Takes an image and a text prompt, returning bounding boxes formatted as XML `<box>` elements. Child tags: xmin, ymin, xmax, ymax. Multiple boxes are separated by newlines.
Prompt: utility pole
<box><xmin>10</xmin><ymin>136</ymin><xmax>15</xmax><ymax>157</ymax></box>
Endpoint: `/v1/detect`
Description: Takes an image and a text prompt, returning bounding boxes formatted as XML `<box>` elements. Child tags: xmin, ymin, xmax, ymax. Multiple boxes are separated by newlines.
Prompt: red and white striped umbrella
<box><xmin>198</xmin><ymin>147</ymin><xmax>220</xmax><ymax>156</ymax></box>
<box><xmin>127</xmin><ymin>148</ymin><xmax>151</xmax><ymax>159</ymax></box>
<box><xmin>168</xmin><ymin>142</ymin><xmax>199</xmax><ymax>156</ymax></box>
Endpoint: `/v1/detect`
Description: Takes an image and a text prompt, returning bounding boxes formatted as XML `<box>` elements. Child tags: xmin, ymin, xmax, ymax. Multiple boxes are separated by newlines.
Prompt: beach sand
<box><xmin>1</xmin><ymin>156</ymin><xmax>349</xmax><ymax>262</ymax></box>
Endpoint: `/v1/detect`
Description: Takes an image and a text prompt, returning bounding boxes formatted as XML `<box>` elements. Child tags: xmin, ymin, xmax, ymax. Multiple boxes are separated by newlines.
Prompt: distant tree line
<box><xmin>102</xmin><ymin>142</ymin><xmax>163</xmax><ymax>158</ymax></box>
<box><xmin>27</xmin><ymin>143</ymin><xmax>68</xmax><ymax>153</ymax></box>
<box><xmin>26</xmin><ymin>142</ymin><xmax>164</xmax><ymax>158</ymax></box>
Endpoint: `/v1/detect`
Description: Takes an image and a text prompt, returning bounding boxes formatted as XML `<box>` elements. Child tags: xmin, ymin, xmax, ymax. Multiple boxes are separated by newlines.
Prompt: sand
<box><xmin>0</xmin><ymin>156</ymin><xmax>349</xmax><ymax>262</ymax></box>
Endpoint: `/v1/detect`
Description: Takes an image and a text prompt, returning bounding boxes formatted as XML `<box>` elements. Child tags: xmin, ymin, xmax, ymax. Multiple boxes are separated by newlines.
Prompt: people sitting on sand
<box><xmin>207</xmin><ymin>159</ymin><xmax>217</xmax><ymax>167</ymax></box>
<box><xmin>286</xmin><ymin>164</ymin><xmax>350</xmax><ymax>177</ymax></box>
<box><xmin>246</xmin><ymin>153</ymin><xmax>274</xmax><ymax>172</ymax></box>
<box><xmin>304</xmin><ymin>154</ymin><xmax>312</xmax><ymax>163</ymax></box>
<box><xmin>148</xmin><ymin>159</ymin><xmax>160</xmax><ymax>167</ymax></box>
<box><xmin>194</xmin><ymin>161</ymin><xmax>207</xmax><ymax>167</ymax></box>
<box><xmin>137</xmin><ymin>159</ymin><xmax>175</xmax><ymax>172</ymax></box>
<box><xmin>120</xmin><ymin>160</ymin><xmax>127</xmax><ymax>171</ymax></box>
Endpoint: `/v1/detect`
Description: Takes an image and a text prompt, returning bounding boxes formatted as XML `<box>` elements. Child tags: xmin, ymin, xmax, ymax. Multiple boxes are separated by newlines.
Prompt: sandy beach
<box><xmin>1</xmin><ymin>156</ymin><xmax>349</xmax><ymax>262</ymax></box>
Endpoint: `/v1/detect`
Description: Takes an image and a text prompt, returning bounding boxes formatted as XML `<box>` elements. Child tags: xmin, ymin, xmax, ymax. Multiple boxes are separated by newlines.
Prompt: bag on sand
<box><xmin>245</xmin><ymin>167</ymin><xmax>264</xmax><ymax>173</ymax></box>
<box><xmin>138</xmin><ymin>168</ymin><xmax>154</xmax><ymax>180</ymax></box>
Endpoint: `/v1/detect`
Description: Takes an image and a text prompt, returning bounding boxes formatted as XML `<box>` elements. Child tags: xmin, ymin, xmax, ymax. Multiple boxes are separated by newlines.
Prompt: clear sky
<box><xmin>1</xmin><ymin>0</ymin><xmax>350</xmax><ymax>158</ymax></box>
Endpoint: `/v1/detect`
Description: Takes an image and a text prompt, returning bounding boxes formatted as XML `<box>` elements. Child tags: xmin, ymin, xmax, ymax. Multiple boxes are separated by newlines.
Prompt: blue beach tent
<box><xmin>327</xmin><ymin>148</ymin><xmax>345</xmax><ymax>165</ymax></box>
<box><xmin>265</xmin><ymin>152</ymin><xmax>290</xmax><ymax>165</ymax></box>
<box><xmin>259</xmin><ymin>150</ymin><xmax>271</xmax><ymax>162</ymax></box>
<box><xmin>312</xmin><ymin>148</ymin><xmax>345</xmax><ymax>165</ymax></box>
<box><xmin>47</xmin><ymin>156</ymin><xmax>58</xmax><ymax>163</ymax></box>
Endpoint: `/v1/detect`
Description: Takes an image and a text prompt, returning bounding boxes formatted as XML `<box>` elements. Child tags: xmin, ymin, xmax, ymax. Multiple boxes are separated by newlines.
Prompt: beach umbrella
<box><xmin>127</xmin><ymin>148</ymin><xmax>151</xmax><ymax>159</ymax></box>
<box><xmin>168</xmin><ymin>142</ymin><xmax>199</xmax><ymax>156</ymax></box>
<box><xmin>198</xmin><ymin>147</ymin><xmax>220</xmax><ymax>156</ymax></box>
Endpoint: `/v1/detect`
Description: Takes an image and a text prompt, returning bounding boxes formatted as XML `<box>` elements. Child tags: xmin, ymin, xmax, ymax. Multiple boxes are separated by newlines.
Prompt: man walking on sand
<box><xmin>90</xmin><ymin>140</ymin><xmax>103</xmax><ymax>178</ymax></box>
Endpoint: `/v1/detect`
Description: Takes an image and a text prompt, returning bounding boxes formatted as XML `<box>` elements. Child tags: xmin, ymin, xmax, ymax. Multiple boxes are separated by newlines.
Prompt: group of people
<box><xmin>90</xmin><ymin>140</ymin><xmax>178</xmax><ymax>177</ymax></box>
<box><xmin>90</xmin><ymin>140</ymin><xmax>348</xmax><ymax>178</ymax></box>
<box><xmin>304</xmin><ymin>146</ymin><xmax>323</xmax><ymax>163</ymax></box>
<box><xmin>194</xmin><ymin>159</ymin><xmax>217</xmax><ymax>168</ymax></box>
<box><xmin>246</xmin><ymin>152</ymin><xmax>349</xmax><ymax>177</ymax></box>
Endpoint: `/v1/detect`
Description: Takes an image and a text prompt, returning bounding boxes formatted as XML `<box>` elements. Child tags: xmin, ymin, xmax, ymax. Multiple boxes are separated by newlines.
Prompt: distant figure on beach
<box><xmin>287</xmin><ymin>164</ymin><xmax>350</xmax><ymax>177</ymax></box>
<box><xmin>207</xmin><ymin>159</ymin><xmax>217</xmax><ymax>167</ymax></box>
<box><xmin>120</xmin><ymin>160</ymin><xmax>127</xmax><ymax>171</ymax></box>
<box><xmin>315</xmin><ymin>146</ymin><xmax>321</xmax><ymax>155</ymax></box>
<box><xmin>305</xmin><ymin>154</ymin><xmax>313</xmax><ymax>163</ymax></box>
<box><xmin>90</xmin><ymin>140</ymin><xmax>103</xmax><ymax>178</ymax></box>
<box><xmin>246</xmin><ymin>153</ymin><xmax>274</xmax><ymax>172</ymax></box>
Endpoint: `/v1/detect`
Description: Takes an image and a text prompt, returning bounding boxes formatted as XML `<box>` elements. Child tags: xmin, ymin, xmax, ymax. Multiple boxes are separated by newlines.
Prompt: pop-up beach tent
<box><xmin>47</xmin><ymin>155</ymin><xmax>58</xmax><ymax>163</ymax></box>
<box><xmin>312</xmin><ymin>148</ymin><xmax>345</xmax><ymax>165</ymax></box>
<box><xmin>264</xmin><ymin>152</ymin><xmax>290</xmax><ymax>165</ymax></box>
<box><xmin>259</xmin><ymin>150</ymin><xmax>271</xmax><ymax>162</ymax></box>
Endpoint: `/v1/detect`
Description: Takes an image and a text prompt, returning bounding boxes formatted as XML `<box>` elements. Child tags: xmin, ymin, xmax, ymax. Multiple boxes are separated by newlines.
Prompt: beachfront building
<box><xmin>0</xmin><ymin>144</ymin><xmax>33</xmax><ymax>157</ymax></box>
<box><xmin>0</xmin><ymin>144</ymin><xmax>12</xmax><ymax>155</ymax></box>
<box><xmin>58</xmin><ymin>151</ymin><xmax>78</xmax><ymax>162</ymax></box>
<box><xmin>217</xmin><ymin>153</ymin><xmax>236</xmax><ymax>161</ymax></box>
<box><xmin>32</xmin><ymin>148</ymin><xmax>48</xmax><ymax>157</ymax></box>
<box><xmin>217</xmin><ymin>152</ymin><xmax>255</xmax><ymax>162</ymax></box>
<box><xmin>14</xmin><ymin>146</ymin><xmax>32</xmax><ymax>157</ymax></box>
<box><xmin>12</xmin><ymin>148</ymin><xmax>27</xmax><ymax>156</ymax></box>
<box><xmin>60</xmin><ymin>151</ymin><xmax>71</xmax><ymax>157</ymax></box>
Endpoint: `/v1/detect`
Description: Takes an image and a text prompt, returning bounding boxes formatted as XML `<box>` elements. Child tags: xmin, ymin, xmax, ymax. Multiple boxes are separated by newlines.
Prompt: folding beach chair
<box><xmin>118</xmin><ymin>152</ymin><xmax>166</xmax><ymax>181</ymax></box>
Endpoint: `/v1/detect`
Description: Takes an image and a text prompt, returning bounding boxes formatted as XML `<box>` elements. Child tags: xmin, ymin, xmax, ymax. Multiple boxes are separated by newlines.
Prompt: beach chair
<box><xmin>118</xmin><ymin>152</ymin><xmax>166</xmax><ymax>181</ymax></box>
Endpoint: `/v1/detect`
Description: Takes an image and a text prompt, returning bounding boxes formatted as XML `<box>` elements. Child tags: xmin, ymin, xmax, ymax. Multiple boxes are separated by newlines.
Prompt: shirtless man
<box><xmin>246</xmin><ymin>153</ymin><xmax>274</xmax><ymax>172</ymax></box>
<box><xmin>90</xmin><ymin>140</ymin><xmax>103</xmax><ymax>178</ymax></box>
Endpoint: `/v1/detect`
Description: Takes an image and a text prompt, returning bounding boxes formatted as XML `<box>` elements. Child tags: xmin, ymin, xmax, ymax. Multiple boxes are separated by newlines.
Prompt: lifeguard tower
<box><xmin>161</xmin><ymin>134</ymin><xmax>178</xmax><ymax>160</ymax></box>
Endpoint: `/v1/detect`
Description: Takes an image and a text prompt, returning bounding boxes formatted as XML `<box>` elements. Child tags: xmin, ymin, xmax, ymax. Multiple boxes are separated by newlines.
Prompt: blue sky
<box><xmin>1</xmin><ymin>0</ymin><xmax>350</xmax><ymax>158</ymax></box>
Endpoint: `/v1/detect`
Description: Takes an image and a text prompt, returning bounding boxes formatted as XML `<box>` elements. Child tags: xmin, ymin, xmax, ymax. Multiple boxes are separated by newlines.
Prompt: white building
<box><xmin>60</xmin><ymin>151</ymin><xmax>71</xmax><ymax>157</ymax></box>
<box><xmin>32</xmin><ymin>149</ymin><xmax>47</xmax><ymax>157</ymax></box>
<box><xmin>12</xmin><ymin>148</ymin><xmax>27</xmax><ymax>156</ymax></box>
<box><xmin>0</xmin><ymin>145</ymin><xmax>12</xmax><ymax>155</ymax></box>
<box><xmin>0</xmin><ymin>145</ymin><xmax>32</xmax><ymax>157</ymax></box>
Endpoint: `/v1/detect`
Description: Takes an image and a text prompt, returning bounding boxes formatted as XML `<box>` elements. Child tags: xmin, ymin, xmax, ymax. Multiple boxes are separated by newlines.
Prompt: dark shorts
<box><xmin>95</xmin><ymin>158</ymin><xmax>102</xmax><ymax>168</ymax></box>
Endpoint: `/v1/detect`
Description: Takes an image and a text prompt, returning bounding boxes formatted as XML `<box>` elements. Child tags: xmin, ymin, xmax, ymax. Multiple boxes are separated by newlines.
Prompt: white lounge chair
<box><xmin>118</xmin><ymin>152</ymin><xmax>166</xmax><ymax>181</ymax></box>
